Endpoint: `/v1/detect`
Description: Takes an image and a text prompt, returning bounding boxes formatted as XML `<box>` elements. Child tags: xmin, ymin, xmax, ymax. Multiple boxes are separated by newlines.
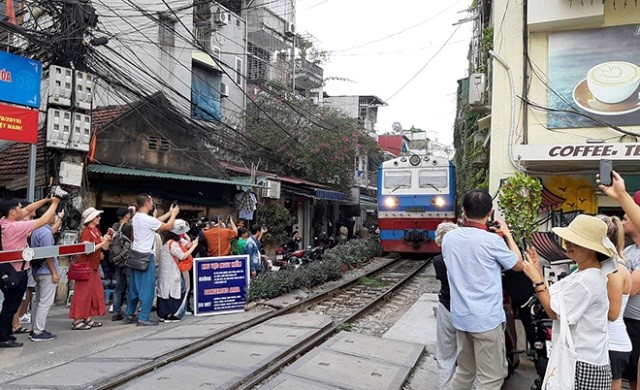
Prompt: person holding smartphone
<box><xmin>203</xmin><ymin>214</ymin><xmax>237</xmax><ymax>257</ymax></box>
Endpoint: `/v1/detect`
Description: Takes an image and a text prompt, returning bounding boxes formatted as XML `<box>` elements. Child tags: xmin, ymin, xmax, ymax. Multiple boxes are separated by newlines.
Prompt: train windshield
<box><xmin>419</xmin><ymin>169</ymin><xmax>448</xmax><ymax>189</ymax></box>
<box><xmin>384</xmin><ymin>171</ymin><xmax>411</xmax><ymax>189</ymax></box>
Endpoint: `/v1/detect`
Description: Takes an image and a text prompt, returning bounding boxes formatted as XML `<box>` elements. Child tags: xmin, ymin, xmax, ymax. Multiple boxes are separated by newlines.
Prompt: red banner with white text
<box><xmin>0</xmin><ymin>103</ymin><xmax>39</xmax><ymax>143</ymax></box>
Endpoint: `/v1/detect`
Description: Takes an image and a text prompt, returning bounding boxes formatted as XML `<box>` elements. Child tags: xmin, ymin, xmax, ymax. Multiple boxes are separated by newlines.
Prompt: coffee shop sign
<box><xmin>513</xmin><ymin>143</ymin><xmax>640</xmax><ymax>161</ymax></box>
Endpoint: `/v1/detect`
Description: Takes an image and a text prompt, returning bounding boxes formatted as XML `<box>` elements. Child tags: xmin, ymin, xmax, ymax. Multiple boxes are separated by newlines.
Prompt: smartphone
<box><xmin>599</xmin><ymin>159</ymin><xmax>613</xmax><ymax>186</ymax></box>
<box><xmin>107</xmin><ymin>228</ymin><xmax>115</xmax><ymax>237</ymax></box>
<box><xmin>171</xmin><ymin>200</ymin><xmax>178</xmax><ymax>208</ymax></box>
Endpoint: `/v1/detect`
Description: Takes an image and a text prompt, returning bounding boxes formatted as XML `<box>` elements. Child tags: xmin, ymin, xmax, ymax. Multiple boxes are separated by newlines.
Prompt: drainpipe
<box><xmin>522</xmin><ymin>0</ymin><xmax>528</xmax><ymax>144</ymax></box>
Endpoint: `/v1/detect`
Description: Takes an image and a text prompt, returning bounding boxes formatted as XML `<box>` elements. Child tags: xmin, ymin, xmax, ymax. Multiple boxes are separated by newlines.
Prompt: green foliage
<box><xmin>497</xmin><ymin>173</ymin><xmax>543</xmax><ymax>245</ymax></box>
<box><xmin>323</xmin><ymin>239</ymin><xmax>382</xmax><ymax>266</ymax></box>
<box><xmin>246</xmin><ymin>258</ymin><xmax>342</xmax><ymax>301</ymax></box>
<box><xmin>358</xmin><ymin>276</ymin><xmax>386</xmax><ymax>288</ymax></box>
<box><xmin>256</xmin><ymin>203</ymin><xmax>295</xmax><ymax>246</ymax></box>
<box><xmin>243</xmin><ymin>86</ymin><xmax>381</xmax><ymax>192</ymax></box>
<box><xmin>453</xmin><ymin>101</ymin><xmax>487</xmax><ymax>208</ymax></box>
<box><xmin>246</xmin><ymin>238</ymin><xmax>382</xmax><ymax>301</ymax></box>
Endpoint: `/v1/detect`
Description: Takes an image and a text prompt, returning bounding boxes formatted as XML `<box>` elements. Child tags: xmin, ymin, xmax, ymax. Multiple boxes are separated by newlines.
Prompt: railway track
<box><xmin>94</xmin><ymin>256</ymin><xmax>431</xmax><ymax>390</ymax></box>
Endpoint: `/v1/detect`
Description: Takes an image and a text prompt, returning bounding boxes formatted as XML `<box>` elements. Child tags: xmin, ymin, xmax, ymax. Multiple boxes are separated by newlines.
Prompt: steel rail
<box><xmin>233</xmin><ymin>259</ymin><xmax>430</xmax><ymax>390</ymax></box>
<box><xmin>93</xmin><ymin>255</ymin><xmax>405</xmax><ymax>390</ymax></box>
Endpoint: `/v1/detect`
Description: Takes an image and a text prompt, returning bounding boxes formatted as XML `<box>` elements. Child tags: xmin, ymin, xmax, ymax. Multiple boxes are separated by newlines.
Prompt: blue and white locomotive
<box><xmin>377</xmin><ymin>154</ymin><xmax>456</xmax><ymax>254</ymax></box>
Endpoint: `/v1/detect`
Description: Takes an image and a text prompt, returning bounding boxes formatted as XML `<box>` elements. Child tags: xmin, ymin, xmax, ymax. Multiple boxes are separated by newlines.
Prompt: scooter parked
<box><xmin>503</xmin><ymin>290</ymin><xmax>521</xmax><ymax>379</ymax></box>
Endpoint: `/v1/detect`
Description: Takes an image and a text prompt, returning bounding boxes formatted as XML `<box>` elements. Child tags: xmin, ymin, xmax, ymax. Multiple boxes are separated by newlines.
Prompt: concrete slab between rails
<box><xmin>119</xmin><ymin>362</ymin><xmax>245</xmax><ymax>390</ymax></box>
<box><xmin>260</xmin><ymin>374</ymin><xmax>342</xmax><ymax>390</ymax></box>
<box><xmin>226</xmin><ymin>322</ymin><xmax>329</xmax><ymax>347</ymax></box>
<box><xmin>263</xmin><ymin>332</ymin><xmax>423</xmax><ymax>390</ymax></box>
<box><xmin>9</xmin><ymin>360</ymin><xmax>140</xmax><ymax>388</ymax></box>
<box><xmin>145</xmin><ymin>322</ymin><xmax>231</xmax><ymax>339</ymax></box>
<box><xmin>321</xmin><ymin>331</ymin><xmax>424</xmax><ymax>368</ymax></box>
<box><xmin>383</xmin><ymin>293</ymin><xmax>439</xmax><ymax>354</ymax></box>
<box><xmin>265</xmin><ymin>312</ymin><xmax>333</xmax><ymax>328</ymax></box>
<box><xmin>192</xmin><ymin>309</ymin><xmax>271</xmax><ymax>324</ymax></box>
<box><xmin>90</xmin><ymin>337</ymin><xmax>201</xmax><ymax>359</ymax></box>
<box><xmin>121</xmin><ymin>314</ymin><xmax>333</xmax><ymax>389</ymax></box>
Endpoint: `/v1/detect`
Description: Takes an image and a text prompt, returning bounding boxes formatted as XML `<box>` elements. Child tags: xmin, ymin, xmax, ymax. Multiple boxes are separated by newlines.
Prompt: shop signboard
<box><xmin>0</xmin><ymin>51</ymin><xmax>42</xmax><ymax>108</ymax></box>
<box><xmin>0</xmin><ymin>103</ymin><xmax>39</xmax><ymax>143</ymax></box>
<box><xmin>513</xmin><ymin>142</ymin><xmax>640</xmax><ymax>161</ymax></box>
<box><xmin>194</xmin><ymin>255</ymin><xmax>250</xmax><ymax>316</ymax></box>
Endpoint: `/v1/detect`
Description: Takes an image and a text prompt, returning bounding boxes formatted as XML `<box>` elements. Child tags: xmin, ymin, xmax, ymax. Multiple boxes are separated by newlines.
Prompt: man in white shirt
<box><xmin>123</xmin><ymin>194</ymin><xmax>178</xmax><ymax>326</ymax></box>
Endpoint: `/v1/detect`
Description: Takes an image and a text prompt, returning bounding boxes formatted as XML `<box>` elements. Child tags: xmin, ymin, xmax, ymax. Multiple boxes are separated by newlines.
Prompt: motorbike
<box><xmin>523</xmin><ymin>293</ymin><xmax>553</xmax><ymax>390</ymax></box>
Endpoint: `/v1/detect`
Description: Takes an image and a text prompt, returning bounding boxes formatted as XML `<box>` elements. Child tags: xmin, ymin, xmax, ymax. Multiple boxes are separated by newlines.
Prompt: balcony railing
<box><xmin>294</xmin><ymin>59</ymin><xmax>323</xmax><ymax>90</ymax></box>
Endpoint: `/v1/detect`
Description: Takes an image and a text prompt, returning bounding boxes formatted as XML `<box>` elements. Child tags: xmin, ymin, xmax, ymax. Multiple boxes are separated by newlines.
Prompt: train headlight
<box><xmin>409</xmin><ymin>155</ymin><xmax>421</xmax><ymax>166</ymax></box>
<box><xmin>384</xmin><ymin>196</ymin><xmax>400</xmax><ymax>208</ymax></box>
<box><xmin>431</xmin><ymin>196</ymin><xmax>446</xmax><ymax>208</ymax></box>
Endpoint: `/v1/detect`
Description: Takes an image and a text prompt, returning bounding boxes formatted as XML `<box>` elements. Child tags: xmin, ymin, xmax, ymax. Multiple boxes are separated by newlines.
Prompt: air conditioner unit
<box><xmin>285</xmin><ymin>22</ymin><xmax>295</xmax><ymax>37</ymax></box>
<box><xmin>469</xmin><ymin>73</ymin><xmax>486</xmax><ymax>106</ymax></box>
<box><xmin>220</xmin><ymin>82</ymin><xmax>229</xmax><ymax>97</ymax></box>
<box><xmin>214</xmin><ymin>11</ymin><xmax>229</xmax><ymax>25</ymax></box>
<box><xmin>262</xmin><ymin>180</ymin><xmax>281</xmax><ymax>199</ymax></box>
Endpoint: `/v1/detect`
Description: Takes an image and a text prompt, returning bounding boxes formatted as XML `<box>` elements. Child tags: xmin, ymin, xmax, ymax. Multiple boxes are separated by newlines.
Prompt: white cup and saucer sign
<box><xmin>572</xmin><ymin>61</ymin><xmax>640</xmax><ymax>116</ymax></box>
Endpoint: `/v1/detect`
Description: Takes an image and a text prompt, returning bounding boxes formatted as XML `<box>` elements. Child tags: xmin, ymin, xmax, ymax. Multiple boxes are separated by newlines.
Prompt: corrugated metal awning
<box><xmin>88</xmin><ymin>164</ymin><xmax>261</xmax><ymax>187</ymax></box>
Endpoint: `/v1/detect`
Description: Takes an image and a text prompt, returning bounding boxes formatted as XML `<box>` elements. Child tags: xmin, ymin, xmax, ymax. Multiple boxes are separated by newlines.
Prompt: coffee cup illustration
<box><xmin>586</xmin><ymin>61</ymin><xmax>640</xmax><ymax>104</ymax></box>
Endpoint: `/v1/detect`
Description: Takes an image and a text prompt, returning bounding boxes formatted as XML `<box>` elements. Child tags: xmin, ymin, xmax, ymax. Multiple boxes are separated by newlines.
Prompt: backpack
<box><xmin>110</xmin><ymin>223</ymin><xmax>131</xmax><ymax>267</ymax></box>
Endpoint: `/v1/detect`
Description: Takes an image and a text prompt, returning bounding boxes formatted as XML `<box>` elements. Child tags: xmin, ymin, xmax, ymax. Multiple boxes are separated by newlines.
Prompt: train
<box><xmin>377</xmin><ymin>153</ymin><xmax>456</xmax><ymax>254</ymax></box>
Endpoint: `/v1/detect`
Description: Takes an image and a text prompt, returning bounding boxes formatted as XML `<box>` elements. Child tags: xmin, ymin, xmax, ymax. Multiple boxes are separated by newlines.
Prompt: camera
<box><xmin>50</xmin><ymin>185</ymin><xmax>70</xmax><ymax>201</ymax></box>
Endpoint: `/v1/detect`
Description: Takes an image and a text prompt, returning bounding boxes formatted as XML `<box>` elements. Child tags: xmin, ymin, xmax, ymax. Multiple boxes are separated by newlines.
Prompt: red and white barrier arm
<box><xmin>0</xmin><ymin>242</ymin><xmax>95</xmax><ymax>264</ymax></box>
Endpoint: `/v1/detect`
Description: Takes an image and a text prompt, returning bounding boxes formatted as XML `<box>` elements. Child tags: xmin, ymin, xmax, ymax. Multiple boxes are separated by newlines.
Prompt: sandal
<box><xmin>84</xmin><ymin>320</ymin><xmax>102</xmax><ymax>327</ymax></box>
<box><xmin>12</xmin><ymin>327</ymin><xmax>30</xmax><ymax>334</ymax></box>
<box><xmin>72</xmin><ymin>322</ymin><xmax>92</xmax><ymax>330</ymax></box>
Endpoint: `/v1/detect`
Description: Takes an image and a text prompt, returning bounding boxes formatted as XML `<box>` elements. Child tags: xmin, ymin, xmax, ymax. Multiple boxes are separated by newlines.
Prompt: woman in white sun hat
<box><xmin>69</xmin><ymin>207</ymin><xmax>112</xmax><ymax>330</ymax></box>
<box><xmin>157</xmin><ymin>219</ymin><xmax>198</xmax><ymax>322</ymax></box>
<box><xmin>523</xmin><ymin>214</ymin><xmax>616</xmax><ymax>389</ymax></box>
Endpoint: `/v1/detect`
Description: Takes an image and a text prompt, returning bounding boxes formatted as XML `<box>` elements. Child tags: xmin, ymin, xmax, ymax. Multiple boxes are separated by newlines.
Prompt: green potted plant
<box><xmin>497</xmin><ymin>172</ymin><xmax>542</xmax><ymax>246</ymax></box>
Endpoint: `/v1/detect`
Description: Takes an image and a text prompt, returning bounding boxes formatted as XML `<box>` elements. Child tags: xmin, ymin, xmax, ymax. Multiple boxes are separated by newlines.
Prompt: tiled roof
<box><xmin>92</xmin><ymin>105</ymin><xmax>131</xmax><ymax>133</ymax></box>
<box><xmin>0</xmin><ymin>132</ymin><xmax>46</xmax><ymax>191</ymax></box>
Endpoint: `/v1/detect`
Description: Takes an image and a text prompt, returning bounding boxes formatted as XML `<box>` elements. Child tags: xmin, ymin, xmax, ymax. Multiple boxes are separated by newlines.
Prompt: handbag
<box><xmin>67</xmin><ymin>261</ymin><xmax>91</xmax><ymax>281</ymax></box>
<box><xmin>0</xmin><ymin>263</ymin><xmax>20</xmax><ymax>289</ymax></box>
<box><xmin>125</xmin><ymin>249</ymin><xmax>151</xmax><ymax>271</ymax></box>
<box><xmin>542</xmin><ymin>289</ymin><xmax>577</xmax><ymax>390</ymax></box>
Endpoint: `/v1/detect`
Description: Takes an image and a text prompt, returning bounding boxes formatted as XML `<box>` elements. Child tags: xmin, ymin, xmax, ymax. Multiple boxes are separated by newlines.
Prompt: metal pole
<box><xmin>27</xmin><ymin>143</ymin><xmax>36</xmax><ymax>202</ymax></box>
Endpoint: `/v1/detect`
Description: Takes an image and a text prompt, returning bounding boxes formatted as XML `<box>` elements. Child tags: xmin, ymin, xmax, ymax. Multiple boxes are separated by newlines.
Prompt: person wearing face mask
<box><xmin>157</xmin><ymin>219</ymin><xmax>198</xmax><ymax>322</ymax></box>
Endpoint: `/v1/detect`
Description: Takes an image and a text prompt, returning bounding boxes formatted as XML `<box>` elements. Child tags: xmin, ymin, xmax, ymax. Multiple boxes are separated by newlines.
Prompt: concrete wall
<box><xmin>93</xmin><ymin>1</ymin><xmax>194</xmax><ymax>113</ymax></box>
<box><xmin>489</xmin><ymin>1</ymin><xmax>640</xmax><ymax>197</ymax></box>
<box><xmin>324</xmin><ymin>96</ymin><xmax>359</xmax><ymax>119</ymax></box>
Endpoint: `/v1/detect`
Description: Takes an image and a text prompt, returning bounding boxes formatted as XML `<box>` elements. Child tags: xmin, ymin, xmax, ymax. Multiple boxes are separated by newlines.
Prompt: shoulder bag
<box><xmin>67</xmin><ymin>261</ymin><xmax>91</xmax><ymax>281</ymax></box>
<box><xmin>125</xmin><ymin>249</ymin><xmax>151</xmax><ymax>271</ymax></box>
<box><xmin>170</xmin><ymin>241</ymin><xmax>193</xmax><ymax>272</ymax></box>
<box><xmin>541</xmin><ymin>289</ymin><xmax>577</xmax><ymax>390</ymax></box>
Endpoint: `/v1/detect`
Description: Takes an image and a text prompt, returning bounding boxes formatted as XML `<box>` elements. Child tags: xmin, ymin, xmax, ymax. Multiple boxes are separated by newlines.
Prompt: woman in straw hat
<box><xmin>69</xmin><ymin>207</ymin><xmax>112</xmax><ymax>330</ymax></box>
<box><xmin>157</xmin><ymin>219</ymin><xmax>198</xmax><ymax>322</ymax></box>
<box><xmin>523</xmin><ymin>214</ymin><xmax>616</xmax><ymax>389</ymax></box>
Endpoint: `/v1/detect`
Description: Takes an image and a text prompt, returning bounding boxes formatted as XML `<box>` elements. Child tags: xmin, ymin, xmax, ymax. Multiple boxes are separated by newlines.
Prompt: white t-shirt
<box><xmin>131</xmin><ymin>213</ymin><xmax>162</xmax><ymax>253</ymax></box>
<box><xmin>624</xmin><ymin>245</ymin><xmax>640</xmax><ymax>320</ymax></box>
<box><xmin>549</xmin><ymin>268</ymin><xmax>609</xmax><ymax>366</ymax></box>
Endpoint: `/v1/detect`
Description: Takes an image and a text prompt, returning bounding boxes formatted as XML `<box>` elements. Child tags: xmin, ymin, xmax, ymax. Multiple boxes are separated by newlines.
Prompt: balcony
<box><xmin>247</xmin><ymin>7</ymin><xmax>289</xmax><ymax>51</ymax></box>
<box><xmin>294</xmin><ymin>59</ymin><xmax>323</xmax><ymax>90</ymax></box>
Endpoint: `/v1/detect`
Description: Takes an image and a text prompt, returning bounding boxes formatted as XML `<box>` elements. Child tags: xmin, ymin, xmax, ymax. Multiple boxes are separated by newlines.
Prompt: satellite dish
<box><xmin>392</xmin><ymin>122</ymin><xmax>402</xmax><ymax>132</ymax></box>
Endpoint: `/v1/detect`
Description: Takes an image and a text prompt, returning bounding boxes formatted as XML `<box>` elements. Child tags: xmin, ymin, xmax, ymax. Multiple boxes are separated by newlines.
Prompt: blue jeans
<box><xmin>124</xmin><ymin>254</ymin><xmax>156</xmax><ymax>321</ymax></box>
<box><xmin>112</xmin><ymin>266</ymin><xmax>131</xmax><ymax>314</ymax></box>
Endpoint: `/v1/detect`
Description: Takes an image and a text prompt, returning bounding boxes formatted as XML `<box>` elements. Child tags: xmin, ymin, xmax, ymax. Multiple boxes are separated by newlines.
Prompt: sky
<box><xmin>296</xmin><ymin>0</ymin><xmax>474</xmax><ymax>145</ymax></box>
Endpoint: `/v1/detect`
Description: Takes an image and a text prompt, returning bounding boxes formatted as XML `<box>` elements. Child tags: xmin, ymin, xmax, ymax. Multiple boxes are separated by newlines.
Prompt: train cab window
<box><xmin>384</xmin><ymin>171</ymin><xmax>411</xmax><ymax>189</ymax></box>
<box><xmin>419</xmin><ymin>169</ymin><xmax>448</xmax><ymax>189</ymax></box>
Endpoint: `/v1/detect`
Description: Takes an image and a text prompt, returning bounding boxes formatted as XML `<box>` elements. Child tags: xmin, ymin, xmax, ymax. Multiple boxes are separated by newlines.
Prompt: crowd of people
<box><xmin>0</xmin><ymin>192</ymin><xmax>272</xmax><ymax>348</ymax></box>
<box><xmin>433</xmin><ymin>171</ymin><xmax>640</xmax><ymax>390</ymax></box>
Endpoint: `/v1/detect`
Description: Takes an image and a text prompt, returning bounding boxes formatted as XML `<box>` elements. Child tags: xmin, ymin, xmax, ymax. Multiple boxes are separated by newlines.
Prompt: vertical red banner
<box><xmin>0</xmin><ymin>104</ymin><xmax>39</xmax><ymax>144</ymax></box>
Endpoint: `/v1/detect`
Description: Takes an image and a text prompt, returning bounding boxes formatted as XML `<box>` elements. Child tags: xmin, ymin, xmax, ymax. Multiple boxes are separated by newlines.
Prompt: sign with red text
<box><xmin>0</xmin><ymin>103</ymin><xmax>39</xmax><ymax>143</ymax></box>
<box><xmin>194</xmin><ymin>255</ymin><xmax>250</xmax><ymax>316</ymax></box>
<box><xmin>513</xmin><ymin>143</ymin><xmax>640</xmax><ymax>161</ymax></box>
